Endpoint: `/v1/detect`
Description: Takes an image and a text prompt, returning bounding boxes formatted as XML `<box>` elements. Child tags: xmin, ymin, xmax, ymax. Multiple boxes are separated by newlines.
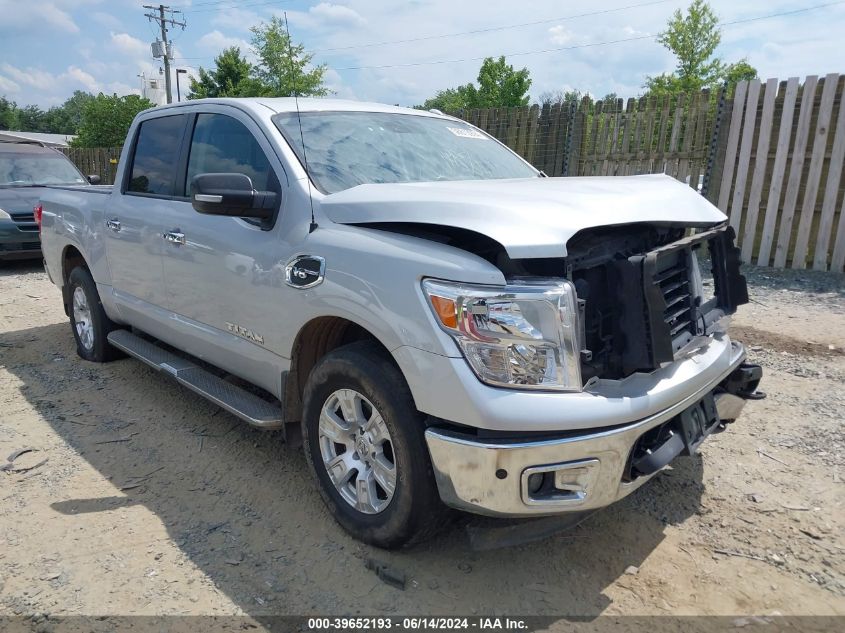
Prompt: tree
<box><xmin>17</xmin><ymin>105</ymin><xmax>47</xmax><ymax>132</ymax></box>
<box><xmin>187</xmin><ymin>19</ymin><xmax>328</xmax><ymax>99</ymax></box>
<box><xmin>724</xmin><ymin>59</ymin><xmax>758</xmax><ymax>87</ymax></box>
<box><xmin>0</xmin><ymin>96</ymin><xmax>21</xmax><ymax>130</ymax></box>
<box><xmin>421</xmin><ymin>84</ymin><xmax>478</xmax><ymax>111</ymax></box>
<box><xmin>188</xmin><ymin>47</ymin><xmax>253</xmax><ymax>99</ymax></box>
<box><xmin>644</xmin><ymin>0</ymin><xmax>757</xmax><ymax>95</ymax></box>
<box><xmin>419</xmin><ymin>56</ymin><xmax>531</xmax><ymax>111</ymax></box>
<box><xmin>249</xmin><ymin>17</ymin><xmax>329</xmax><ymax>97</ymax></box>
<box><xmin>538</xmin><ymin>89</ymin><xmax>584</xmax><ymax>108</ymax></box>
<box><xmin>41</xmin><ymin>91</ymin><xmax>96</xmax><ymax>134</ymax></box>
<box><xmin>0</xmin><ymin>92</ymin><xmax>95</xmax><ymax>134</ymax></box>
<box><xmin>474</xmin><ymin>56</ymin><xmax>531</xmax><ymax>107</ymax></box>
<box><xmin>71</xmin><ymin>94</ymin><xmax>155</xmax><ymax>147</ymax></box>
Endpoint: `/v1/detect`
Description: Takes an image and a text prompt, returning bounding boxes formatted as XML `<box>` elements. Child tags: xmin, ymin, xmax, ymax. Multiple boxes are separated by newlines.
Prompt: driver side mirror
<box><xmin>190</xmin><ymin>173</ymin><xmax>277</xmax><ymax>220</ymax></box>
<box><xmin>87</xmin><ymin>174</ymin><xmax>101</xmax><ymax>185</ymax></box>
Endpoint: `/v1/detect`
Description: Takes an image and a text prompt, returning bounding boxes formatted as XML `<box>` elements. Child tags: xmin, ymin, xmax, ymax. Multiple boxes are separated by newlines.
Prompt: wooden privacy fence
<box><xmin>575</xmin><ymin>92</ymin><xmax>715</xmax><ymax>186</ymax></box>
<box><xmin>453</xmin><ymin>94</ymin><xmax>715</xmax><ymax>183</ymax></box>
<box><xmin>59</xmin><ymin>147</ymin><xmax>122</xmax><ymax>185</ymax></box>
<box><xmin>712</xmin><ymin>75</ymin><xmax>845</xmax><ymax>272</ymax></box>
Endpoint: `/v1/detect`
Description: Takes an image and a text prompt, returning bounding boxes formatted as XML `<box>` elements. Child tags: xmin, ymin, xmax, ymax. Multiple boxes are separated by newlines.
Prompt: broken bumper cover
<box><xmin>425</xmin><ymin>340</ymin><xmax>758</xmax><ymax>517</ymax></box>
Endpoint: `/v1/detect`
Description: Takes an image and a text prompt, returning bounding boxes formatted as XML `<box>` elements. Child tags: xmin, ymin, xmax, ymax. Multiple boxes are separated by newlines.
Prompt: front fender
<box><xmin>288</xmin><ymin>223</ymin><xmax>505</xmax><ymax>358</ymax></box>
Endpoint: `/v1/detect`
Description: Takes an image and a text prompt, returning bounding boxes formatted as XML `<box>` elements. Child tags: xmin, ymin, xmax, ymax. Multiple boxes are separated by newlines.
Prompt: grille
<box><xmin>9</xmin><ymin>211</ymin><xmax>38</xmax><ymax>232</ymax></box>
<box><xmin>652</xmin><ymin>250</ymin><xmax>696</xmax><ymax>347</ymax></box>
<box><xmin>0</xmin><ymin>242</ymin><xmax>40</xmax><ymax>251</ymax></box>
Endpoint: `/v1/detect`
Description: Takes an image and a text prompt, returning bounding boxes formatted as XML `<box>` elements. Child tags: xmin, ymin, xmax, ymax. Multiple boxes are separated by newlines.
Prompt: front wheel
<box><xmin>67</xmin><ymin>266</ymin><xmax>123</xmax><ymax>362</ymax></box>
<box><xmin>301</xmin><ymin>341</ymin><xmax>446</xmax><ymax>548</ymax></box>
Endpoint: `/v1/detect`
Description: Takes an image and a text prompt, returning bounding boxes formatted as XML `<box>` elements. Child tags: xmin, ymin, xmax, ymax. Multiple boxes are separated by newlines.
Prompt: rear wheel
<box><xmin>301</xmin><ymin>341</ymin><xmax>445</xmax><ymax>548</ymax></box>
<box><xmin>67</xmin><ymin>266</ymin><xmax>123</xmax><ymax>362</ymax></box>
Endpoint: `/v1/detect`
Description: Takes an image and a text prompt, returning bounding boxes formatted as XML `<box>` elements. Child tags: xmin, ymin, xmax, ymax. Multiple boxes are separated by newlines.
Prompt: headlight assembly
<box><xmin>423</xmin><ymin>278</ymin><xmax>582</xmax><ymax>391</ymax></box>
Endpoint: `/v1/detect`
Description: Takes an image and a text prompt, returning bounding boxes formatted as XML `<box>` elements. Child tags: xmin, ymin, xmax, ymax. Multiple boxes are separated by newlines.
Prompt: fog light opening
<box><xmin>527</xmin><ymin>472</ymin><xmax>545</xmax><ymax>494</ymax></box>
<box><xmin>522</xmin><ymin>459</ymin><xmax>600</xmax><ymax>506</ymax></box>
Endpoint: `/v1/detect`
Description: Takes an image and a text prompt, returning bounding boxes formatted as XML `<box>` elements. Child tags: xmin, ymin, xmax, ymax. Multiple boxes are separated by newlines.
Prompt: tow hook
<box><xmin>714</xmin><ymin>362</ymin><xmax>765</xmax><ymax>424</ymax></box>
<box><xmin>723</xmin><ymin>363</ymin><xmax>766</xmax><ymax>400</ymax></box>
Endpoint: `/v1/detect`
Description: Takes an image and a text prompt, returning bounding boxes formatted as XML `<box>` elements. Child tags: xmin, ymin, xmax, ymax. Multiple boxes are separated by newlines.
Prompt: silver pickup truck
<box><xmin>39</xmin><ymin>98</ymin><xmax>763</xmax><ymax>548</ymax></box>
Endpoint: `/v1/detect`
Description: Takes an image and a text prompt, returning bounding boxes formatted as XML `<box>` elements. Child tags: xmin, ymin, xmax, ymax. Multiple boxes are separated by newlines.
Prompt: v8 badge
<box><xmin>285</xmin><ymin>255</ymin><xmax>326</xmax><ymax>289</ymax></box>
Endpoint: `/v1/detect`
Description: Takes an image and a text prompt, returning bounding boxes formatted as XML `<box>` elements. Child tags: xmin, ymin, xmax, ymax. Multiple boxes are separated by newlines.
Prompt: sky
<box><xmin>0</xmin><ymin>0</ymin><xmax>844</xmax><ymax>109</ymax></box>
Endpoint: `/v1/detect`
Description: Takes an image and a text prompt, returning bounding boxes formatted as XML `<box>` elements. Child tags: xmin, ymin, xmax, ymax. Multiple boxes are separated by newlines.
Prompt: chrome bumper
<box><xmin>425</xmin><ymin>341</ymin><xmax>748</xmax><ymax>517</ymax></box>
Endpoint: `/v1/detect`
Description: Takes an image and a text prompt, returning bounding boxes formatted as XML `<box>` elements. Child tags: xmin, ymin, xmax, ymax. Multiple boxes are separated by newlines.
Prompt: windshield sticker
<box><xmin>447</xmin><ymin>127</ymin><xmax>487</xmax><ymax>139</ymax></box>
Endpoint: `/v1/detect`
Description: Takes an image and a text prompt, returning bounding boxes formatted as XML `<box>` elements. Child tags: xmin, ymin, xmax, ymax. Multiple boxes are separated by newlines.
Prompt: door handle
<box><xmin>163</xmin><ymin>231</ymin><xmax>186</xmax><ymax>245</ymax></box>
<box><xmin>105</xmin><ymin>219</ymin><xmax>121</xmax><ymax>232</ymax></box>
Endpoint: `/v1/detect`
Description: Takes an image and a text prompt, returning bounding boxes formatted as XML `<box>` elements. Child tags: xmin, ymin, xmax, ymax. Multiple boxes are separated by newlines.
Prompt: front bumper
<box><xmin>425</xmin><ymin>340</ymin><xmax>757</xmax><ymax>517</ymax></box>
<box><xmin>0</xmin><ymin>218</ymin><xmax>41</xmax><ymax>260</ymax></box>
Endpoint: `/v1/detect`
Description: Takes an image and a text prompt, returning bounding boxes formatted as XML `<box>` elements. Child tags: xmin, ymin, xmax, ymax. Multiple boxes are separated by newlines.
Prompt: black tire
<box><xmin>67</xmin><ymin>266</ymin><xmax>124</xmax><ymax>362</ymax></box>
<box><xmin>302</xmin><ymin>341</ymin><xmax>446</xmax><ymax>548</ymax></box>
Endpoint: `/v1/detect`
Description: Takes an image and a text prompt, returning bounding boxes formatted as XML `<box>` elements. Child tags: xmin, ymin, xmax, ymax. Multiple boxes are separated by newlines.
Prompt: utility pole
<box><xmin>143</xmin><ymin>4</ymin><xmax>185</xmax><ymax>104</ymax></box>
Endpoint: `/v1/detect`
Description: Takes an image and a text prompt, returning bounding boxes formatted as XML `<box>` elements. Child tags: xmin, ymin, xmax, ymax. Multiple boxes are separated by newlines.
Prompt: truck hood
<box><xmin>319</xmin><ymin>174</ymin><xmax>726</xmax><ymax>258</ymax></box>
<box><xmin>0</xmin><ymin>186</ymin><xmax>49</xmax><ymax>213</ymax></box>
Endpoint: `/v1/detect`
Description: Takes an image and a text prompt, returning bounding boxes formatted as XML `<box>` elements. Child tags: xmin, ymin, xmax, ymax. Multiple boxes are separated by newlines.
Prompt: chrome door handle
<box><xmin>163</xmin><ymin>231</ymin><xmax>185</xmax><ymax>245</ymax></box>
<box><xmin>105</xmin><ymin>219</ymin><xmax>121</xmax><ymax>232</ymax></box>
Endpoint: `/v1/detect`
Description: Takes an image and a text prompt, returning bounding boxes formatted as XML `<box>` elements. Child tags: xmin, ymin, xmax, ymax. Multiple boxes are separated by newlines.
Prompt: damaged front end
<box><xmin>555</xmin><ymin>222</ymin><xmax>751</xmax><ymax>384</ymax></box>
<box><xmin>416</xmin><ymin>220</ymin><xmax>766</xmax><ymax>521</ymax></box>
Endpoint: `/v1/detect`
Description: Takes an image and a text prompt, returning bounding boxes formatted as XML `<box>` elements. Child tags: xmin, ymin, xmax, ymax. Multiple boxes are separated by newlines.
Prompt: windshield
<box><xmin>0</xmin><ymin>151</ymin><xmax>86</xmax><ymax>187</ymax></box>
<box><xmin>273</xmin><ymin>111</ymin><xmax>537</xmax><ymax>194</ymax></box>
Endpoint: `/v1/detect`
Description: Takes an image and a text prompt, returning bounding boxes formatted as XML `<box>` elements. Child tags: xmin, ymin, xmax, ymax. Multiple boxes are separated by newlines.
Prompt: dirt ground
<box><xmin>1</xmin><ymin>261</ymin><xmax>843</xmax><ymax>623</ymax></box>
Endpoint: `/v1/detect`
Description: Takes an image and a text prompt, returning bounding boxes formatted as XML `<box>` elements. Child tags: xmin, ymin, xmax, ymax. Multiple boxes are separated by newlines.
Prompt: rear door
<box><xmin>104</xmin><ymin>113</ymin><xmax>190</xmax><ymax>312</ymax></box>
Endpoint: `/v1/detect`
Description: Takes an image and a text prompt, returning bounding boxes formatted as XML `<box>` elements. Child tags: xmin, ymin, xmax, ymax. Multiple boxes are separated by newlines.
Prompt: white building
<box><xmin>139</xmin><ymin>72</ymin><xmax>167</xmax><ymax>106</ymax></box>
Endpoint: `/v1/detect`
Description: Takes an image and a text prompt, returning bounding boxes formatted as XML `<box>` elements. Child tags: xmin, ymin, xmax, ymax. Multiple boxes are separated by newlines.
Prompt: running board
<box><xmin>107</xmin><ymin>330</ymin><xmax>284</xmax><ymax>430</ymax></box>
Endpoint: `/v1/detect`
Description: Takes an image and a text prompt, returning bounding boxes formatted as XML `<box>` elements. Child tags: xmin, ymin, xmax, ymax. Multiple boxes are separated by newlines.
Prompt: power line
<box><xmin>334</xmin><ymin>1</ymin><xmax>845</xmax><ymax>71</ymax></box>
<box><xmin>313</xmin><ymin>0</ymin><xmax>672</xmax><ymax>54</ymax></box>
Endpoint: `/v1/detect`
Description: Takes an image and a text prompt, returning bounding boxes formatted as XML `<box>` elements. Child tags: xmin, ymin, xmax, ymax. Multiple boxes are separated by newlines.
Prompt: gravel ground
<box><xmin>0</xmin><ymin>261</ymin><xmax>843</xmax><ymax>624</ymax></box>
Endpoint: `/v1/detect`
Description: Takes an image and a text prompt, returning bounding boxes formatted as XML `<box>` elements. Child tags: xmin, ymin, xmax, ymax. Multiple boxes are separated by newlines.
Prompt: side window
<box><xmin>127</xmin><ymin>114</ymin><xmax>187</xmax><ymax>196</ymax></box>
<box><xmin>185</xmin><ymin>113</ymin><xmax>274</xmax><ymax>196</ymax></box>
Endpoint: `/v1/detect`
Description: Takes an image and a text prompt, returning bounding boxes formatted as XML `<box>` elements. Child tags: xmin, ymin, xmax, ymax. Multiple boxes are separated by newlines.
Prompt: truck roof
<box><xmin>148</xmin><ymin>98</ymin><xmax>448</xmax><ymax>119</ymax></box>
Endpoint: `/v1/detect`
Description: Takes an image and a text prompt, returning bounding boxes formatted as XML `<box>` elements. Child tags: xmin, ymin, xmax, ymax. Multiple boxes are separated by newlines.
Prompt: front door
<box><xmin>104</xmin><ymin>113</ymin><xmax>189</xmax><ymax>312</ymax></box>
<box><xmin>160</xmin><ymin>109</ymin><xmax>291</xmax><ymax>394</ymax></box>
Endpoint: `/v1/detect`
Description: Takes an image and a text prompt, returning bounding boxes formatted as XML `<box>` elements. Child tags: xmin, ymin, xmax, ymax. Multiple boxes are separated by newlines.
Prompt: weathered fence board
<box><xmin>757</xmin><ymin>77</ymin><xmax>799</xmax><ymax>266</ymax></box>
<box><xmin>728</xmin><ymin>79</ymin><xmax>761</xmax><ymax>235</ymax></box>
<box><xmin>792</xmin><ymin>73</ymin><xmax>839</xmax><ymax>268</ymax></box>
<box><xmin>815</xmin><ymin>77</ymin><xmax>845</xmax><ymax>270</ymax></box>
<box><xmin>741</xmin><ymin>78</ymin><xmax>778</xmax><ymax>263</ymax></box>
<box><xmin>717</xmin><ymin>80</ymin><xmax>748</xmax><ymax>212</ymax></box>
<box><xmin>774</xmin><ymin>76</ymin><xmax>819</xmax><ymax>268</ymax></box>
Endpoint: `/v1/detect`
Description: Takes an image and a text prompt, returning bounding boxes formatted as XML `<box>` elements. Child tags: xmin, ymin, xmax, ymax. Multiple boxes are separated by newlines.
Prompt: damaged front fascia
<box><xmin>362</xmin><ymin>220</ymin><xmax>748</xmax><ymax>381</ymax></box>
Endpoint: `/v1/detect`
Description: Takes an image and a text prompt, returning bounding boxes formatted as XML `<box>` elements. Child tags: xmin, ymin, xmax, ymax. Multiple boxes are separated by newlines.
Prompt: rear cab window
<box><xmin>126</xmin><ymin>114</ymin><xmax>189</xmax><ymax>197</ymax></box>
